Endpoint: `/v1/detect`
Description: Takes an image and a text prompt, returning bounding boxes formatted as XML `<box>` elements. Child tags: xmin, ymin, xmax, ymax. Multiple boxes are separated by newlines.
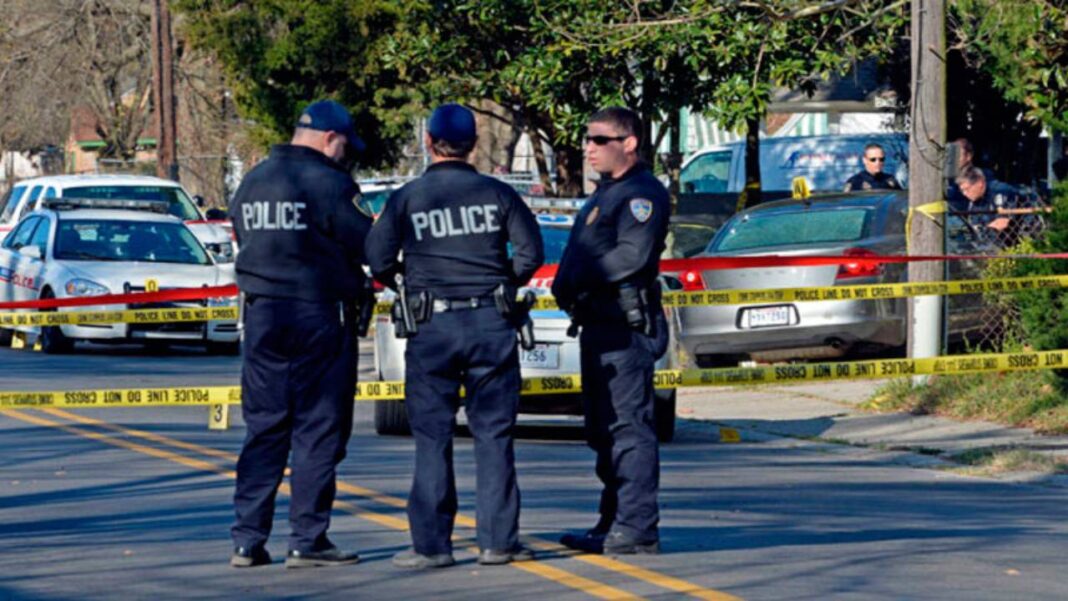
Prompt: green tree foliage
<box><xmin>174</xmin><ymin>0</ymin><xmax>413</xmax><ymax>168</ymax></box>
<box><xmin>954</xmin><ymin>0</ymin><xmax>1068</xmax><ymax>134</ymax></box>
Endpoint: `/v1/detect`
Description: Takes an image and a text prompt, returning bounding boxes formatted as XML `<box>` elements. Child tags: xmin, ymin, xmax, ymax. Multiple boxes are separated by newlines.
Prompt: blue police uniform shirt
<box><xmin>551</xmin><ymin>162</ymin><xmax>670</xmax><ymax>313</ymax></box>
<box><xmin>365</xmin><ymin>161</ymin><xmax>544</xmax><ymax>298</ymax></box>
<box><xmin>230</xmin><ymin>144</ymin><xmax>372</xmax><ymax>302</ymax></box>
<box><xmin>843</xmin><ymin>170</ymin><xmax>902</xmax><ymax>192</ymax></box>
<box><xmin>956</xmin><ymin>179</ymin><xmax>1019</xmax><ymax>228</ymax></box>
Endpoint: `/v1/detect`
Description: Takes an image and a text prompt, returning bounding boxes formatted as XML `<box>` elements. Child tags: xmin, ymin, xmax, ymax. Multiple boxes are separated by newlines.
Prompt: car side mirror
<box><xmin>20</xmin><ymin>244</ymin><xmax>42</xmax><ymax>260</ymax></box>
<box><xmin>193</xmin><ymin>195</ymin><xmax>207</xmax><ymax>208</ymax></box>
<box><xmin>205</xmin><ymin>207</ymin><xmax>227</xmax><ymax>220</ymax></box>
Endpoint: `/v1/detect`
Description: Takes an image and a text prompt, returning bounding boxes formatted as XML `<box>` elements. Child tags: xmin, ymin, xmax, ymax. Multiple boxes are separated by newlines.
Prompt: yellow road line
<box><xmin>11</xmin><ymin>408</ymin><xmax>643</xmax><ymax>601</ymax></box>
<box><xmin>38</xmin><ymin>408</ymin><xmax>734</xmax><ymax>600</ymax></box>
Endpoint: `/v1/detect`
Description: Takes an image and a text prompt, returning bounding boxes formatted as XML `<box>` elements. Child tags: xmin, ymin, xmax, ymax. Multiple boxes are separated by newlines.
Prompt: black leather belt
<box><xmin>432</xmin><ymin>296</ymin><xmax>494</xmax><ymax>313</ymax></box>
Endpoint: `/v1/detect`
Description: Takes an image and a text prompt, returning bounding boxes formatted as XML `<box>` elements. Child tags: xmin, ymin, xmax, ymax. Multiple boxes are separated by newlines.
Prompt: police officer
<box><xmin>552</xmin><ymin>107</ymin><xmax>670</xmax><ymax>555</ymax></box>
<box><xmin>366</xmin><ymin>104</ymin><xmax>544</xmax><ymax>568</ymax></box>
<box><xmin>843</xmin><ymin>143</ymin><xmax>902</xmax><ymax>192</ymax></box>
<box><xmin>229</xmin><ymin>100</ymin><xmax>371</xmax><ymax>569</ymax></box>
<box><xmin>954</xmin><ymin>165</ymin><xmax>1017</xmax><ymax>244</ymax></box>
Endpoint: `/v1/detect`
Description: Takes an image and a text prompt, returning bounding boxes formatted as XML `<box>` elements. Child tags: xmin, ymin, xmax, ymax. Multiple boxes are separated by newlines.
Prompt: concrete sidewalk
<box><xmin>676</xmin><ymin>380</ymin><xmax>1068</xmax><ymax>486</ymax></box>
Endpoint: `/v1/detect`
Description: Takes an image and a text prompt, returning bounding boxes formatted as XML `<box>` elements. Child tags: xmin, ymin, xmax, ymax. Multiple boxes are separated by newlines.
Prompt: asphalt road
<box><xmin>2</xmin><ymin>342</ymin><xmax>1068</xmax><ymax>600</ymax></box>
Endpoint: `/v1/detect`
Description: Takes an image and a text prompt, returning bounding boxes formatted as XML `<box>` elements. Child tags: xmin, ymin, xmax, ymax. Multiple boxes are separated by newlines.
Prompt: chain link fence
<box><xmin>953</xmin><ymin>205</ymin><xmax>1051</xmax><ymax>351</ymax></box>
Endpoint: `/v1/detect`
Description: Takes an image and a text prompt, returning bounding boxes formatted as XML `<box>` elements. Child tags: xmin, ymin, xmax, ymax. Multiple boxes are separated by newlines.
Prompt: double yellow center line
<box><xmin>3</xmin><ymin>408</ymin><xmax>740</xmax><ymax>601</ymax></box>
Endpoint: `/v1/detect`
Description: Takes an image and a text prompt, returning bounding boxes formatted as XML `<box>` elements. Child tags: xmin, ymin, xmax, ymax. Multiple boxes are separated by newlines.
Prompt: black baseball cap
<box><xmin>427</xmin><ymin>103</ymin><xmax>476</xmax><ymax>144</ymax></box>
<box><xmin>296</xmin><ymin>100</ymin><xmax>366</xmax><ymax>153</ymax></box>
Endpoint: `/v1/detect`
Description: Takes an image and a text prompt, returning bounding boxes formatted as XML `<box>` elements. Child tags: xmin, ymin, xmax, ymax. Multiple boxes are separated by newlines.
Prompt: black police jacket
<box><xmin>365</xmin><ymin>161</ymin><xmax>544</xmax><ymax>299</ymax></box>
<box><xmin>551</xmin><ymin>163</ymin><xmax>670</xmax><ymax>317</ymax></box>
<box><xmin>843</xmin><ymin>170</ymin><xmax>902</xmax><ymax>192</ymax></box>
<box><xmin>230</xmin><ymin>144</ymin><xmax>372</xmax><ymax>303</ymax></box>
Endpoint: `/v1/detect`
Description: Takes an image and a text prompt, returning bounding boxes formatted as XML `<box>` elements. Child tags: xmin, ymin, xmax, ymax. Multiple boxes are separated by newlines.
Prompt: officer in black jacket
<box><xmin>552</xmin><ymin>107</ymin><xmax>670</xmax><ymax>555</ymax></box>
<box><xmin>229</xmin><ymin>100</ymin><xmax>371</xmax><ymax>569</ymax></box>
<box><xmin>366</xmin><ymin>104</ymin><xmax>544</xmax><ymax>569</ymax></box>
<box><xmin>843</xmin><ymin>143</ymin><xmax>902</xmax><ymax>192</ymax></box>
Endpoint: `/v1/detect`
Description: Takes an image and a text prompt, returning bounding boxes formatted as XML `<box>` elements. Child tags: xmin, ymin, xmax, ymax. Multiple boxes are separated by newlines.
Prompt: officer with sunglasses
<box><xmin>843</xmin><ymin>142</ymin><xmax>902</xmax><ymax>192</ymax></box>
<box><xmin>552</xmin><ymin>107</ymin><xmax>670</xmax><ymax>555</ymax></box>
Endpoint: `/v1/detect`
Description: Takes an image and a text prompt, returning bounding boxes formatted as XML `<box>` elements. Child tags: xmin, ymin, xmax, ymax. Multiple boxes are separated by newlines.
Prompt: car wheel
<box><xmin>206</xmin><ymin>340</ymin><xmax>241</xmax><ymax>356</ymax></box>
<box><xmin>0</xmin><ymin>327</ymin><xmax>12</xmax><ymax>347</ymax></box>
<box><xmin>373</xmin><ymin>398</ymin><xmax>411</xmax><ymax>436</ymax></box>
<box><xmin>654</xmin><ymin>389</ymin><xmax>676</xmax><ymax>443</ymax></box>
<box><xmin>39</xmin><ymin>289</ymin><xmax>74</xmax><ymax>355</ymax></box>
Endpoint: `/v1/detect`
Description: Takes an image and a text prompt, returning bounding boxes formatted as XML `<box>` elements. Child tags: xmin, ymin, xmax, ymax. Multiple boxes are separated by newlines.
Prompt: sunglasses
<box><xmin>865</xmin><ymin>156</ymin><xmax>886</xmax><ymax>163</ymax></box>
<box><xmin>586</xmin><ymin>135</ymin><xmax>628</xmax><ymax>146</ymax></box>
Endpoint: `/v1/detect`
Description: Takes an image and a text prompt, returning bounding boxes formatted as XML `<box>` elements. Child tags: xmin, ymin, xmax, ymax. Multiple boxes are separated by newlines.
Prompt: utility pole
<box><xmin>150</xmin><ymin>0</ymin><xmax>178</xmax><ymax>182</ymax></box>
<box><xmin>907</xmin><ymin>0</ymin><xmax>946</xmax><ymax>368</ymax></box>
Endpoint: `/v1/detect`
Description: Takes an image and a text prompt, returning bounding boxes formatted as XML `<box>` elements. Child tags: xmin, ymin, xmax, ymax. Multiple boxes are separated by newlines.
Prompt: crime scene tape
<box><xmin>4</xmin><ymin>348</ymin><xmax>1068</xmax><ymax>409</ymax></box>
<box><xmin>4</xmin><ymin>250</ymin><xmax>1068</xmax><ymax>312</ymax></box>
<box><xmin>523</xmin><ymin>274</ymin><xmax>1068</xmax><ymax>311</ymax></box>
<box><xmin>6</xmin><ymin>274</ymin><xmax>1067</xmax><ymax>325</ymax></box>
<box><xmin>0</xmin><ymin>306</ymin><xmax>238</xmax><ymax>327</ymax></box>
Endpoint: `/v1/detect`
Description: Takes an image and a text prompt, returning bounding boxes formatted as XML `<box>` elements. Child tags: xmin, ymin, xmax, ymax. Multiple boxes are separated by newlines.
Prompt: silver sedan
<box><xmin>671</xmin><ymin>191</ymin><xmax>993</xmax><ymax>366</ymax></box>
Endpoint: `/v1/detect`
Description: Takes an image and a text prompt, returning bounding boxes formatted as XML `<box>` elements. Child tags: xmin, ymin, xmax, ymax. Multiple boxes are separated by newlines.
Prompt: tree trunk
<box><xmin>554</xmin><ymin>145</ymin><xmax>584</xmax><ymax>198</ymax></box>
<box><xmin>527</xmin><ymin>123</ymin><xmax>554</xmax><ymax>195</ymax></box>
<box><xmin>740</xmin><ymin>116</ymin><xmax>762</xmax><ymax>211</ymax></box>
<box><xmin>666</xmin><ymin>109</ymin><xmax>683</xmax><ymax>210</ymax></box>
<box><xmin>906</xmin><ymin>0</ymin><xmax>946</xmax><ymax>363</ymax></box>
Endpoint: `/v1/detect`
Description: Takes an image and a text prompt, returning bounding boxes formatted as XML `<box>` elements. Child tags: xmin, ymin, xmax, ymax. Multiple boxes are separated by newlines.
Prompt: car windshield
<box><xmin>55</xmin><ymin>219</ymin><xmax>211</xmax><ymax>265</ymax></box>
<box><xmin>63</xmin><ymin>186</ymin><xmax>201</xmax><ymax>221</ymax></box>
<box><xmin>713</xmin><ymin>207</ymin><xmax>871</xmax><ymax>252</ymax></box>
<box><xmin>541</xmin><ymin>225</ymin><xmax>570</xmax><ymax>263</ymax></box>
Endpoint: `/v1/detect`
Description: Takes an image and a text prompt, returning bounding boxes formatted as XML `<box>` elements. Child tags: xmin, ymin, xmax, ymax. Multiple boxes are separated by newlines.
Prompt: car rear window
<box><xmin>713</xmin><ymin>208</ymin><xmax>871</xmax><ymax>252</ymax></box>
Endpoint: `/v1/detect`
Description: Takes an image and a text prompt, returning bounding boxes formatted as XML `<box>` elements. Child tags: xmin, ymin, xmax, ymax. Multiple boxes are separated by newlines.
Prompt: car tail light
<box><xmin>680</xmin><ymin>269</ymin><xmax>705</xmax><ymax>291</ymax></box>
<box><xmin>836</xmin><ymin>248</ymin><xmax>883</xmax><ymax>280</ymax></box>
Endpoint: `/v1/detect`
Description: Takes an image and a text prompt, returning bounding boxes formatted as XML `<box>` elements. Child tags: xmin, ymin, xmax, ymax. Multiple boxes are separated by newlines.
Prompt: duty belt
<box><xmin>431</xmin><ymin>296</ymin><xmax>495</xmax><ymax>313</ymax></box>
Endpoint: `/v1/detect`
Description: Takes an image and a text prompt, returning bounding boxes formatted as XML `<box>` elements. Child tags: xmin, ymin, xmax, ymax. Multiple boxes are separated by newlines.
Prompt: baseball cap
<box><xmin>296</xmin><ymin>100</ymin><xmax>366</xmax><ymax>153</ymax></box>
<box><xmin>427</xmin><ymin>103</ymin><xmax>476</xmax><ymax>144</ymax></box>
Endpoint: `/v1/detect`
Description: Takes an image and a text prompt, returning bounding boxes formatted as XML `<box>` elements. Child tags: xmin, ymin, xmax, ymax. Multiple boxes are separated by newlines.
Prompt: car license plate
<box><xmin>520</xmin><ymin>344</ymin><xmax>559</xmax><ymax>369</ymax></box>
<box><xmin>745</xmin><ymin>305</ymin><xmax>792</xmax><ymax>328</ymax></box>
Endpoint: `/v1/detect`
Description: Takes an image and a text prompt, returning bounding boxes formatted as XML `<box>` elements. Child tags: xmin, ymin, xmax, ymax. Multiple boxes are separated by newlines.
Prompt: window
<box><xmin>29</xmin><ymin>217</ymin><xmax>50</xmax><ymax>254</ymax></box>
<box><xmin>540</xmin><ymin>225</ymin><xmax>571</xmax><ymax>264</ymax></box>
<box><xmin>680</xmin><ymin>151</ymin><xmax>732</xmax><ymax>194</ymax></box>
<box><xmin>63</xmin><ymin>186</ymin><xmax>202</xmax><ymax>220</ymax></box>
<box><xmin>714</xmin><ymin>208</ymin><xmax>872</xmax><ymax>253</ymax></box>
<box><xmin>2</xmin><ymin>185</ymin><xmax>41</xmax><ymax>224</ymax></box>
<box><xmin>0</xmin><ymin>185</ymin><xmax>27</xmax><ymax>222</ymax></box>
<box><xmin>3</xmin><ymin>216</ymin><xmax>40</xmax><ymax>250</ymax></box>
<box><xmin>54</xmin><ymin>219</ymin><xmax>211</xmax><ymax>265</ymax></box>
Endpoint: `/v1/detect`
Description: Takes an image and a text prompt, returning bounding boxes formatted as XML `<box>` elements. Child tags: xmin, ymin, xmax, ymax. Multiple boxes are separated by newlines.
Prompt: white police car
<box><xmin>0</xmin><ymin>198</ymin><xmax>239</xmax><ymax>354</ymax></box>
<box><xmin>371</xmin><ymin>213</ymin><xmax>682</xmax><ymax>441</ymax></box>
<box><xmin>0</xmin><ymin>174</ymin><xmax>236</xmax><ymax>263</ymax></box>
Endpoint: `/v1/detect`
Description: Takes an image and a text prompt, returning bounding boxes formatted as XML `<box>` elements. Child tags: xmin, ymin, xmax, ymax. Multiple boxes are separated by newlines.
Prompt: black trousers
<box><xmin>403</xmin><ymin>306</ymin><xmax>521</xmax><ymax>555</ymax></box>
<box><xmin>578</xmin><ymin>312</ymin><xmax>668</xmax><ymax>543</ymax></box>
<box><xmin>231</xmin><ymin>296</ymin><xmax>356</xmax><ymax>553</ymax></box>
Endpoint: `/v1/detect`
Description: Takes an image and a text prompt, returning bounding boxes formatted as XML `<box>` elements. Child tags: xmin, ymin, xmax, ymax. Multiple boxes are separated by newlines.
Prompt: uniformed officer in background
<box><xmin>843</xmin><ymin>143</ymin><xmax>902</xmax><ymax>192</ymax></box>
<box><xmin>229</xmin><ymin>100</ymin><xmax>371</xmax><ymax>569</ymax></box>
<box><xmin>552</xmin><ymin>107</ymin><xmax>670</xmax><ymax>555</ymax></box>
<box><xmin>366</xmin><ymin>104</ymin><xmax>544</xmax><ymax>568</ymax></box>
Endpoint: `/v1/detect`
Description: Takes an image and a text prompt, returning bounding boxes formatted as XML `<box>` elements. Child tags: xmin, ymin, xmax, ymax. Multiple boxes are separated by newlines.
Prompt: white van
<box><xmin>678</xmin><ymin>132</ymin><xmax>908</xmax><ymax>215</ymax></box>
<box><xmin>0</xmin><ymin>174</ymin><xmax>236</xmax><ymax>262</ymax></box>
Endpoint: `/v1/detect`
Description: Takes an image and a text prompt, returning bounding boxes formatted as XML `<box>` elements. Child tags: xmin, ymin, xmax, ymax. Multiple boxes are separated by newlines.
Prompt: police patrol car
<box><xmin>0</xmin><ymin>198</ymin><xmax>239</xmax><ymax>354</ymax></box>
<box><xmin>371</xmin><ymin>212</ymin><xmax>682</xmax><ymax>441</ymax></box>
<box><xmin>0</xmin><ymin>174</ymin><xmax>236</xmax><ymax>263</ymax></box>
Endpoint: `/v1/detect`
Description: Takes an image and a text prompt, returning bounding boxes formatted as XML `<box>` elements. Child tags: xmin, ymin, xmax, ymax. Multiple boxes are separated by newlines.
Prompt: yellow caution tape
<box><xmin>524</xmin><ymin>274</ymin><xmax>1068</xmax><ymax>311</ymax></box>
<box><xmin>906</xmin><ymin>200</ymin><xmax>948</xmax><ymax>253</ymax></box>
<box><xmin>4</xmin><ymin>349</ymin><xmax>1068</xmax><ymax>409</ymax></box>
<box><xmin>0</xmin><ymin>306</ymin><xmax>238</xmax><ymax>327</ymax></box>
<box><xmin>3</xmin><ymin>272</ymin><xmax>1063</xmax><ymax>328</ymax></box>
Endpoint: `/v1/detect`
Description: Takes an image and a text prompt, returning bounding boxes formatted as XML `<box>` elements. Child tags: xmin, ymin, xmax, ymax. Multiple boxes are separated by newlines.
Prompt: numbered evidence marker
<box><xmin>719</xmin><ymin>427</ymin><xmax>741</xmax><ymax>443</ymax></box>
<box><xmin>208</xmin><ymin>403</ymin><xmax>230</xmax><ymax>430</ymax></box>
<box><xmin>145</xmin><ymin>278</ymin><xmax>159</xmax><ymax>293</ymax></box>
